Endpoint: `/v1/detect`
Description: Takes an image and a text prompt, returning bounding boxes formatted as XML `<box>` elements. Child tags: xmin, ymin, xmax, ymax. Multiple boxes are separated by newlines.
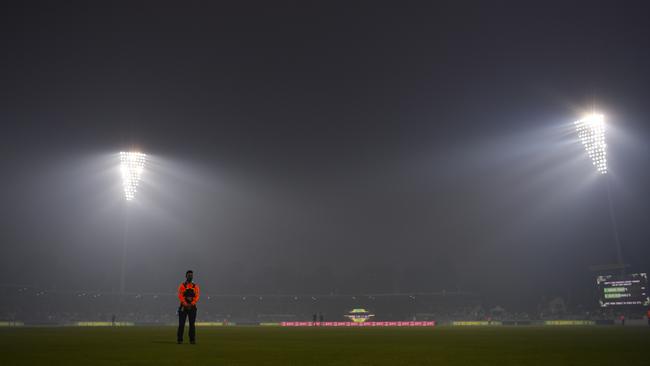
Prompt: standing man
<box><xmin>177</xmin><ymin>270</ymin><xmax>200</xmax><ymax>344</ymax></box>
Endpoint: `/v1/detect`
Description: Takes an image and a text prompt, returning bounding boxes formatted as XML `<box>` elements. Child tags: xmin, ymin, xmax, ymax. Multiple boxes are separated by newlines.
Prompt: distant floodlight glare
<box><xmin>120</xmin><ymin>152</ymin><xmax>147</xmax><ymax>201</ymax></box>
<box><xmin>575</xmin><ymin>113</ymin><xmax>607</xmax><ymax>174</ymax></box>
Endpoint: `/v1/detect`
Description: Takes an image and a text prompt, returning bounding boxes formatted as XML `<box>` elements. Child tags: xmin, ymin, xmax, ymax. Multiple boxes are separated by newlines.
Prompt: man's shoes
<box><xmin>190</xmin><ymin>340</ymin><xmax>196</xmax><ymax>344</ymax></box>
<box><xmin>177</xmin><ymin>340</ymin><xmax>182</xmax><ymax>344</ymax></box>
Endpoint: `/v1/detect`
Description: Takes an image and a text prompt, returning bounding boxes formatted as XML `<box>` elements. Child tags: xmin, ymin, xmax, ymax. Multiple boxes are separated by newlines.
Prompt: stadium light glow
<box><xmin>120</xmin><ymin>152</ymin><xmax>147</xmax><ymax>201</ymax></box>
<box><xmin>574</xmin><ymin>113</ymin><xmax>607</xmax><ymax>174</ymax></box>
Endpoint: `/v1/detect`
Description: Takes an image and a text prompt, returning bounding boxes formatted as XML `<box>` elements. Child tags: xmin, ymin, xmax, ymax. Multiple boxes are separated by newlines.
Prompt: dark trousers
<box><xmin>177</xmin><ymin>306</ymin><xmax>197</xmax><ymax>342</ymax></box>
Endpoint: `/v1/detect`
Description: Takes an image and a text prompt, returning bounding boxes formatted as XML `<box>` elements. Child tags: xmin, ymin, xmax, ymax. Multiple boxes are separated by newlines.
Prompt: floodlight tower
<box><xmin>574</xmin><ymin>114</ymin><xmax>624</xmax><ymax>272</ymax></box>
<box><xmin>120</xmin><ymin>152</ymin><xmax>147</xmax><ymax>202</ymax></box>
<box><xmin>119</xmin><ymin>152</ymin><xmax>147</xmax><ymax>294</ymax></box>
<box><xmin>575</xmin><ymin>114</ymin><xmax>607</xmax><ymax>174</ymax></box>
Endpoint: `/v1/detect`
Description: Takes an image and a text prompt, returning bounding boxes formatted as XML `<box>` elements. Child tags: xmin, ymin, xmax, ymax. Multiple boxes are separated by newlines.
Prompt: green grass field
<box><xmin>1</xmin><ymin>326</ymin><xmax>649</xmax><ymax>365</ymax></box>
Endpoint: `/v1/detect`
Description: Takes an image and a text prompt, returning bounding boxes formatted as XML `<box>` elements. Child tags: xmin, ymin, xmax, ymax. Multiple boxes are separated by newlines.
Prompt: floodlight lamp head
<box><xmin>120</xmin><ymin>152</ymin><xmax>147</xmax><ymax>201</ymax></box>
<box><xmin>575</xmin><ymin>113</ymin><xmax>607</xmax><ymax>174</ymax></box>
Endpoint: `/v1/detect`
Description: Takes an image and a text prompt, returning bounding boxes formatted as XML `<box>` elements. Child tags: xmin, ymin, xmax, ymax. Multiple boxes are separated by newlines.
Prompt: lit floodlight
<box><xmin>575</xmin><ymin>113</ymin><xmax>607</xmax><ymax>174</ymax></box>
<box><xmin>120</xmin><ymin>152</ymin><xmax>147</xmax><ymax>201</ymax></box>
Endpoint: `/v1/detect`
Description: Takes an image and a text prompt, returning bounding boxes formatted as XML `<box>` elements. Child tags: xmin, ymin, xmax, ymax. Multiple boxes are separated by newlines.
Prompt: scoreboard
<box><xmin>597</xmin><ymin>273</ymin><xmax>649</xmax><ymax>307</ymax></box>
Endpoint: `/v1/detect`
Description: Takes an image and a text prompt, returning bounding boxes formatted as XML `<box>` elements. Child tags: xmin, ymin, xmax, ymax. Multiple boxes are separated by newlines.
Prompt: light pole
<box><xmin>574</xmin><ymin>114</ymin><xmax>625</xmax><ymax>272</ymax></box>
<box><xmin>119</xmin><ymin>152</ymin><xmax>147</xmax><ymax>294</ymax></box>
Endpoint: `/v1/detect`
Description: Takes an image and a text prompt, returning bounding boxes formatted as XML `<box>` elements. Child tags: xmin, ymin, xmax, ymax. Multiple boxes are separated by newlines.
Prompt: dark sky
<box><xmin>1</xmin><ymin>1</ymin><xmax>649</xmax><ymax>309</ymax></box>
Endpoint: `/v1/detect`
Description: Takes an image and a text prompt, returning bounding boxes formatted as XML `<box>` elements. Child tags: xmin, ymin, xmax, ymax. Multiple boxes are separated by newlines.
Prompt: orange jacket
<box><xmin>178</xmin><ymin>282</ymin><xmax>200</xmax><ymax>307</ymax></box>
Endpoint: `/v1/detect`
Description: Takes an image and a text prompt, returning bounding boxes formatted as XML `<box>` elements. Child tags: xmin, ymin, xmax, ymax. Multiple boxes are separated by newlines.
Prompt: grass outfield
<box><xmin>1</xmin><ymin>326</ymin><xmax>649</xmax><ymax>365</ymax></box>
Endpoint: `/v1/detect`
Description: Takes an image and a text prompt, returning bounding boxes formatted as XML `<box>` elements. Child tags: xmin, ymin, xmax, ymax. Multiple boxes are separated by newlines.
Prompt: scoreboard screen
<box><xmin>597</xmin><ymin>273</ymin><xmax>649</xmax><ymax>307</ymax></box>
